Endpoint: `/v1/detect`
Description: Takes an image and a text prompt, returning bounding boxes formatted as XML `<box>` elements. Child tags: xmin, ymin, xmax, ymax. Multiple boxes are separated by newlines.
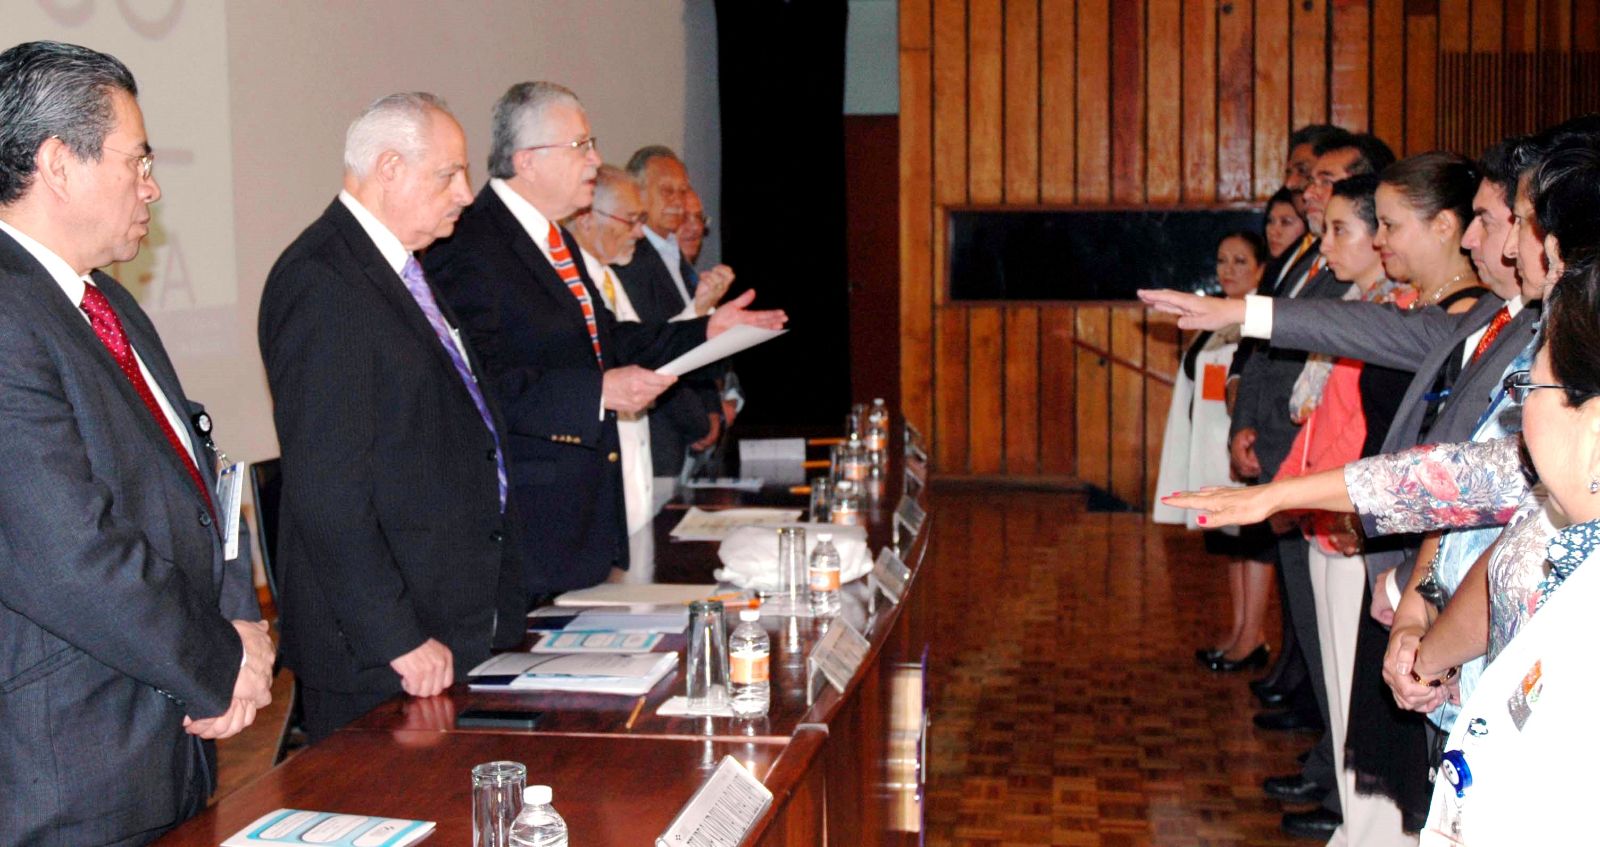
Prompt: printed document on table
<box><xmin>669</xmin><ymin>507</ymin><xmax>806</xmax><ymax>541</ymax></box>
<box><xmin>655</xmin><ymin>325</ymin><xmax>787</xmax><ymax>377</ymax></box>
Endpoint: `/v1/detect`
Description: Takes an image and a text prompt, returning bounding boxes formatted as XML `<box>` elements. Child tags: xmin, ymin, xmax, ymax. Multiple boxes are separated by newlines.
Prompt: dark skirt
<box><xmin>1202</xmin><ymin>522</ymin><xmax>1276</xmax><ymax>560</ymax></box>
<box><xmin>1343</xmin><ymin>581</ymin><xmax>1431</xmax><ymax>832</ymax></box>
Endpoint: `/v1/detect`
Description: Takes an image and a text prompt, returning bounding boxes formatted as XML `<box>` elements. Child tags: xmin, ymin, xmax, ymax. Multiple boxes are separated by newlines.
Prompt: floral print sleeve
<box><xmin>1343</xmin><ymin>435</ymin><xmax>1529</xmax><ymax>537</ymax></box>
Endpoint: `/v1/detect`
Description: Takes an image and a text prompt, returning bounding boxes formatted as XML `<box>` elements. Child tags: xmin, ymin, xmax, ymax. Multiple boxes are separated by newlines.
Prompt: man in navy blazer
<box><xmin>426</xmin><ymin>82</ymin><xmax>785</xmax><ymax>602</ymax></box>
<box><xmin>259</xmin><ymin>93</ymin><xmax>525</xmax><ymax>740</ymax></box>
<box><xmin>0</xmin><ymin>41</ymin><xmax>272</xmax><ymax>845</ymax></box>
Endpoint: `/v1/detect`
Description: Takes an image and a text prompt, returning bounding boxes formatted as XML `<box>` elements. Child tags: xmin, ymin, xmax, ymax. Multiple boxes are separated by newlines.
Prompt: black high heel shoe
<box><xmin>1207</xmin><ymin>644</ymin><xmax>1269</xmax><ymax>672</ymax></box>
<box><xmin>1194</xmin><ymin>647</ymin><xmax>1225</xmax><ymax>664</ymax></box>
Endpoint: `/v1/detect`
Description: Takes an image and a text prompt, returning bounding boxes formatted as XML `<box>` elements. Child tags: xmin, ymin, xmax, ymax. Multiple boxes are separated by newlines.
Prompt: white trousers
<box><xmin>1307</xmin><ymin>543</ymin><xmax>1416</xmax><ymax>847</ymax></box>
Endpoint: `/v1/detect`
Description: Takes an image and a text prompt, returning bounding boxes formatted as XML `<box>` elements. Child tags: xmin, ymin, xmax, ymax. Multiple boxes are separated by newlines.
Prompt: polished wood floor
<box><xmin>214</xmin><ymin>485</ymin><xmax>1308</xmax><ymax>845</ymax></box>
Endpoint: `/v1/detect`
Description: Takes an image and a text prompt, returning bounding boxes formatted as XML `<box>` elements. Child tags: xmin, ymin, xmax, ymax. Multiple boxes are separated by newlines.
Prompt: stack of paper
<box><xmin>468</xmin><ymin>651</ymin><xmax>679</xmax><ymax>696</ymax></box>
<box><xmin>554</xmin><ymin>583</ymin><xmax>719</xmax><ymax>606</ymax></box>
<box><xmin>224</xmin><ymin>810</ymin><xmax>434</xmax><ymax>847</ymax></box>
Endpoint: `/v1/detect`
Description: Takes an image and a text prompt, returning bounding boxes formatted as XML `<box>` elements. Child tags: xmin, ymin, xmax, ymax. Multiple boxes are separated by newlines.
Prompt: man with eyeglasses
<box><xmin>565</xmin><ymin>164</ymin><xmax>710</xmax><ymax>533</ymax></box>
<box><xmin>426</xmin><ymin>82</ymin><xmax>786</xmax><ymax>604</ymax></box>
<box><xmin>0</xmin><ymin>41</ymin><xmax>271</xmax><ymax>845</ymax></box>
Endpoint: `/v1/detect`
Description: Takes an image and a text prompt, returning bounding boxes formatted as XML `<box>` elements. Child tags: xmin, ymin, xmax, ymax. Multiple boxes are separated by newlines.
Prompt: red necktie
<box><xmin>1472</xmin><ymin>305</ymin><xmax>1513</xmax><ymax>362</ymax></box>
<box><xmin>547</xmin><ymin>222</ymin><xmax>603</xmax><ymax>366</ymax></box>
<box><xmin>79</xmin><ymin>283</ymin><xmax>215</xmax><ymax>517</ymax></box>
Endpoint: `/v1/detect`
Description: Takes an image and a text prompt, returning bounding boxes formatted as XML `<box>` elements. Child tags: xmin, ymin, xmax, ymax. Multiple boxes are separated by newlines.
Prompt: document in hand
<box><xmin>467</xmin><ymin>651</ymin><xmax>679</xmax><ymax>696</ymax></box>
<box><xmin>223</xmin><ymin>810</ymin><xmax>434</xmax><ymax>847</ymax></box>
<box><xmin>655</xmin><ymin>325</ymin><xmax>787</xmax><ymax>377</ymax></box>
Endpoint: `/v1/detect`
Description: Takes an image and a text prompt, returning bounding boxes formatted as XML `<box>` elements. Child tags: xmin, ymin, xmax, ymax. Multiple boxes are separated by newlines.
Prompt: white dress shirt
<box><xmin>581</xmin><ymin>246</ymin><xmax>655</xmax><ymax>534</ymax></box>
<box><xmin>0</xmin><ymin>218</ymin><xmax>196</xmax><ymax>463</ymax></box>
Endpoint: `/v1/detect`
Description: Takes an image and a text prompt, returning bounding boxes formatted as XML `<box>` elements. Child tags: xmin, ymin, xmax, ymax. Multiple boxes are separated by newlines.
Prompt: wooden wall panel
<box><xmin>1253</xmin><ymin>0</ymin><xmax>1291</xmax><ymax>198</ymax></box>
<box><xmin>968</xmin><ymin>307</ymin><xmax>1005</xmax><ymax>473</ymax></box>
<box><xmin>1076</xmin><ymin>0</ymin><xmax>1112</xmax><ymax>202</ymax></box>
<box><xmin>1180</xmin><ymin>0</ymin><xmax>1218</xmax><ymax>202</ymax></box>
<box><xmin>1074</xmin><ymin>308</ymin><xmax>1111</xmax><ymax>491</ymax></box>
<box><xmin>1003</xmin><ymin>307</ymin><xmax>1041</xmax><ymax>474</ymax></box>
<box><xmin>1039</xmin><ymin>0</ymin><xmax>1077</xmax><ymax>202</ymax></box>
<box><xmin>1330</xmin><ymin>0</ymin><xmax>1370</xmax><ymax>130</ymax></box>
<box><xmin>900</xmin><ymin>0</ymin><xmax>1600</xmax><ymax>505</ymax></box>
<box><xmin>969</xmin><ymin>0</ymin><xmax>1004</xmax><ymax>203</ymax></box>
<box><xmin>1109</xmin><ymin>0</ymin><xmax>1147</xmax><ymax>203</ymax></box>
<box><xmin>1371</xmin><ymin>0</ymin><xmax>1405</xmax><ymax>147</ymax></box>
<box><xmin>898</xmin><ymin>3</ymin><xmax>933</xmax><ymax>442</ymax></box>
<box><xmin>1216</xmin><ymin>0</ymin><xmax>1254</xmax><ymax>201</ymax></box>
<box><xmin>934</xmin><ymin>308</ymin><xmax>969</xmax><ymax>473</ymax></box>
<box><xmin>1292</xmin><ymin>0</ymin><xmax>1329</xmax><ymax>130</ymax></box>
<box><xmin>1108</xmin><ymin>309</ymin><xmax>1146</xmax><ymax>505</ymax></box>
<box><xmin>1146</xmin><ymin>0</ymin><xmax>1182</xmax><ymax>204</ymax></box>
<box><xmin>1004</xmin><ymin>0</ymin><xmax>1040</xmax><ymax>204</ymax></box>
<box><xmin>1403</xmin><ymin>10</ymin><xmax>1439</xmax><ymax>154</ymax></box>
<box><xmin>1039</xmin><ymin>307</ymin><xmax>1076</xmax><ymax>475</ymax></box>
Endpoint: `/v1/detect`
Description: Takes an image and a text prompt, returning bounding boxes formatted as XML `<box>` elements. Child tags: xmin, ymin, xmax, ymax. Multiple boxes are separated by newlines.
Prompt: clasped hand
<box><xmin>184</xmin><ymin>619</ymin><xmax>274</xmax><ymax>740</ymax></box>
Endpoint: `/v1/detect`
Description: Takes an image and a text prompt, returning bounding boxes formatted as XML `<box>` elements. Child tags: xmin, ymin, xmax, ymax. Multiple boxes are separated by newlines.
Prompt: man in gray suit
<box><xmin>0</xmin><ymin>41</ymin><xmax>273</xmax><ymax>846</ymax></box>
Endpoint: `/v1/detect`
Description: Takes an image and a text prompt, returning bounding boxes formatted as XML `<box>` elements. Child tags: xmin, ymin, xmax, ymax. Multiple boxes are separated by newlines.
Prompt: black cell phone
<box><xmin>455</xmin><ymin>708</ymin><xmax>544</xmax><ymax>729</ymax></box>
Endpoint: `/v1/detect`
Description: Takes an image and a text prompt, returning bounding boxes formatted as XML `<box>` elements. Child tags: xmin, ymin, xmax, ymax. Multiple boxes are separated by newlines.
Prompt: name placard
<box><xmin>895</xmin><ymin>495</ymin><xmax>926</xmax><ymax>542</ymax></box>
<box><xmin>805</xmin><ymin>618</ymin><xmax>870</xmax><ymax>705</ymax></box>
<box><xmin>656</xmin><ymin>756</ymin><xmax>773</xmax><ymax>847</ymax></box>
<box><xmin>869</xmin><ymin>547</ymin><xmax>911</xmax><ymax>612</ymax></box>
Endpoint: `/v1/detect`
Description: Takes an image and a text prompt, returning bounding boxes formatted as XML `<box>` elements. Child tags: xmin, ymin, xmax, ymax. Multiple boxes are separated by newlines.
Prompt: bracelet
<box><xmin>1409</xmin><ymin>665</ymin><xmax>1459</xmax><ymax>688</ymax></box>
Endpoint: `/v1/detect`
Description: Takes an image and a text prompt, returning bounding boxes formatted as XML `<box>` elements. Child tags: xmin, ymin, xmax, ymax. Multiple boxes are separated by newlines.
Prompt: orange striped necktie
<box><xmin>1472</xmin><ymin>305</ymin><xmax>1513</xmax><ymax>362</ymax></box>
<box><xmin>547</xmin><ymin>222</ymin><xmax>603</xmax><ymax>365</ymax></box>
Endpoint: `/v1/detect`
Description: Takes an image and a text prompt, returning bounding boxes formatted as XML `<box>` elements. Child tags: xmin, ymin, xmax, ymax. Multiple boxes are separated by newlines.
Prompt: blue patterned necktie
<box><xmin>1536</xmin><ymin>518</ymin><xmax>1600</xmax><ymax>610</ymax></box>
<box><xmin>400</xmin><ymin>256</ymin><xmax>507</xmax><ymax>510</ymax></box>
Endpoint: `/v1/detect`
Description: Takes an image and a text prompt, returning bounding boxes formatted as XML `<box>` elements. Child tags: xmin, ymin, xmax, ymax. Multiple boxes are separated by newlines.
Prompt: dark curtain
<box><xmin>714</xmin><ymin>0</ymin><xmax>850</xmax><ymax>426</ymax></box>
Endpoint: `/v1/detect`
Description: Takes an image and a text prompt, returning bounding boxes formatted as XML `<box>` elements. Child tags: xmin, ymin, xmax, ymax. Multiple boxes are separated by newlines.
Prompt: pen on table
<box><xmin>625</xmin><ymin>695</ymin><xmax>646</xmax><ymax>730</ymax></box>
<box><xmin>807</xmin><ymin>437</ymin><xmax>845</xmax><ymax>447</ymax></box>
<box><xmin>802</xmin><ymin>459</ymin><xmax>830</xmax><ymax>469</ymax></box>
<box><xmin>688</xmin><ymin>591</ymin><xmax>744</xmax><ymax>605</ymax></box>
<box><xmin>789</xmin><ymin>485</ymin><xmax>812</xmax><ymax>495</ymax></box>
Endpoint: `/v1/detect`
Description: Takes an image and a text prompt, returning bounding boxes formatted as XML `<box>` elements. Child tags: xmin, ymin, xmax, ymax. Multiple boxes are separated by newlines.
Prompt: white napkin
<box><xmin>714</xmin><ymin>524</ymin><xmax>871</xmax><ymax>591</ymax></box>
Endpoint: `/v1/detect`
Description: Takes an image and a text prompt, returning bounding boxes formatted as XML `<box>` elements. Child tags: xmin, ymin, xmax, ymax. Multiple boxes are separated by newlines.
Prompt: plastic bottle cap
<box><xmin>739</xmin><ymin>609</ymin><xmax>760</xmax><ymax>622</ymax></box>
<box><xmin>817</xmin><ymin>532</ymin><xmax>833</xmax><ymax>542</ymax></box>
<box><xmin>524</xmin><ymin>785</ymin><xmax>553</xmax><ymax>805</ymax></box>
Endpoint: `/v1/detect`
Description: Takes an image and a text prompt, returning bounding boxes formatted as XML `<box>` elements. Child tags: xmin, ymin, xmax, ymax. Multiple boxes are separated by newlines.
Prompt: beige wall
<box><xmin>226</xmin><ymin>0</ymin><xmax>721</xmax><ymax>464</ymax></box>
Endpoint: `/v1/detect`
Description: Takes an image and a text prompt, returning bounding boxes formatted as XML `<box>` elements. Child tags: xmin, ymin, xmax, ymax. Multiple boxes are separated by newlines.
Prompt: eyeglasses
<box><xmin>102</xmin><ymin>143</ymin><xmax>154</xmax><ymax>180</ymax></box>
<box><xmin>595</xmin><ymin>208</ymin><xmax>648</xmax><ymax>227</ymax></box>
<box><xmin>1502</xmin><ymin>369</ymin><xmax>1568</xmax><ymax>404</ymax></box>
<box><xmin>520</xmin><ymin>136</ymin><xmax>598</xmax><ymax>155</ymax></box>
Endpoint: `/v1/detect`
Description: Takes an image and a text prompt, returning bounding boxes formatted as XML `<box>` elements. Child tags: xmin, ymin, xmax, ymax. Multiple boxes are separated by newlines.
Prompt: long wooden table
<box><xmin>159</xmin><ymin>430</ymin><xmax>932</xmax><ymax>846</ymax></box>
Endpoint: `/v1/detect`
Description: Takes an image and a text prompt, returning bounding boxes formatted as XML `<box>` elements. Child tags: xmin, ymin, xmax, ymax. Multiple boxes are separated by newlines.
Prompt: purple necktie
<box><xmin>400</xmin><ymin>256</ymin><xmax>507</xmax><ymax>510</ymax></box>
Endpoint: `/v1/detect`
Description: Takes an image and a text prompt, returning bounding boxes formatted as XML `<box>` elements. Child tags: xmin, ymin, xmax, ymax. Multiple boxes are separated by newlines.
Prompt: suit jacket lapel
<box><xmin>0</xmin><ymin>233</ymin><xmax>212</xmax><ymax>511</ymax></box>
<box><xmin>323</xmin><ymin>202</ymin><xmax>473</xmax><ymax>396</ymax></box>
<box><xmin>479</xmin><ymin>189</ymin><xmax>611</xmax><ymax>367</ymax></box>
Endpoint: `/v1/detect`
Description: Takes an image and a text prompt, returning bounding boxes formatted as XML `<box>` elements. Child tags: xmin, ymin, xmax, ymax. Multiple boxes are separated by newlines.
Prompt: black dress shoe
<box><xmin>1296</xmin><ymin>749</ymin><xmax>1310</xmax><ymax>765</ymax></box>
<box><xmin>1252</xmin><ymin>708</ymin><xmax>1322</xmax><ymax>733</ymax></box>
<box><xmin>1195</xmin><ymin>647</ymin><xmax>1224</xmax><ymax>664</ymax></box>
<box><xmin>1262</xmin><ymin>773</ymin><xmax>1326</xmax><ymax>804</ymax></box>
<box><xmin>1281</xmin><ymin>808</ymin><xmax>1342</xmax><ymax>839</ymax></box>
<box><xmin>1206</xmin><ymin>644</ymin><xmax>1269</xmax><ymax>672</ymax></box>
<box><xmin>1250</xmin><ymin>675</ymin><xmax>1287</xmax><ymax>700</ymax></box>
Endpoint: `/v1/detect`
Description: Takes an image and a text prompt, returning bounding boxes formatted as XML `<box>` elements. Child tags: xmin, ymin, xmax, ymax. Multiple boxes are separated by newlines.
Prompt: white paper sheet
<box><xmin>655</xmin><ymin>325</ymin><xmax>787</xmax><ymax>377</ymax></box>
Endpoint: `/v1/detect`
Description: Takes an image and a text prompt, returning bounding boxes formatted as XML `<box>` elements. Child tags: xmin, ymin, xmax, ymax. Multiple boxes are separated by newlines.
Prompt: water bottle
<box><xmin>829</xmin><ymin>480</ymin><xmax>861</xmax><ymax>526</ymax></box>
<box><xmin>507</xmin><ymin>785</ymin><xmax>567</xmax><ymax>847</ymax></box>
<box><xmin>809</xmin><ymin>533</ymin><xmax>842</xmax><ymax>617</ymax></box>
<box><xmin>865</xmin><ymin>398</ymin><xmax>890</xmax><ymax>462</ymax></box>
<box><xmin>729</xmin><ymin>609</ymin><xmax>770</xmax><ymax>717</ymax></box>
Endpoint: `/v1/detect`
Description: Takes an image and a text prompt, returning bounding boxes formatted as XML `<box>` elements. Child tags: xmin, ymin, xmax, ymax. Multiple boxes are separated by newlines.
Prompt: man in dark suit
<box><xmin>259</xmin><ymin>93</ymin><xmax>524</xmax><ymax>741</ymax></box>
<box><xmin>615</xmin><ymin>146</ymin><xmax>737</xmax><ymax>483</ymax></box>
<box><xmin>0</xmin><ymin>41</ymin><xmax>272</xmax><ymax>845</ymax></box>
<box><xmin>426</xmin><ymin>82</ymin><xmax>785</xmax><ymax>603</ymax></box>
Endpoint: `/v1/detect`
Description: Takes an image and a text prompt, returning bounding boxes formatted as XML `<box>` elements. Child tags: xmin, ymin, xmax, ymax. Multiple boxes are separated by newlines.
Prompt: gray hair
<box><xmin>487</xmin><ymin>81</ymin><xmax>582</xmax><ymax>179</ymax></box>
<box><xmin>592</xmin><ymin>164</ymin><xmax>634</xmax><ymax>209</ymax></box>
<box><xmin>0</xmin><ymin>41</ymin><xmax>137</xmax><ymax>206</ymax></box>
<box><xmin>625</xmin><ymin>145</ymin><xmax>681</xmax><ymax>181</ymax></box>
<box><xmin>343</xmin><ymin>92</ymin><xmax>449</xmax><ymax>178</ymax></box>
